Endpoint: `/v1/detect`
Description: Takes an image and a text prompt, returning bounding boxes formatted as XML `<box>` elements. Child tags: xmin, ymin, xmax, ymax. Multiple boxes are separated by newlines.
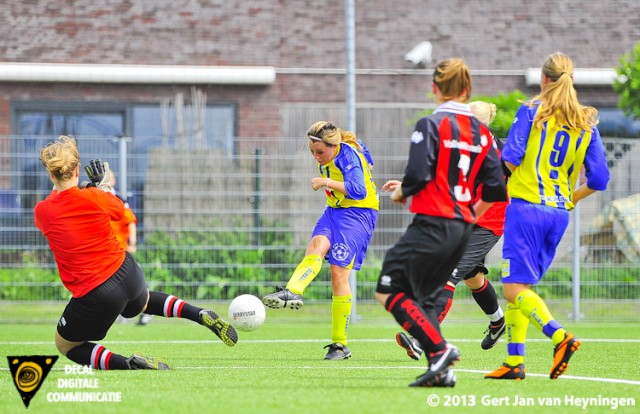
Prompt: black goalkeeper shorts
<box><xmin>57</xmin><ymin>252</ymin><xmax>148</xmax><ymax>342</ymax></box>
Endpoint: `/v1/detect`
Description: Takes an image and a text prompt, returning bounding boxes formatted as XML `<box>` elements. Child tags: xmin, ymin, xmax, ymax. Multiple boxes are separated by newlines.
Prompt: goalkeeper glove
<box><xmin>84</xmin><ymin>159</ymin><xmax>112</xmax><ymax>192</ymax></box>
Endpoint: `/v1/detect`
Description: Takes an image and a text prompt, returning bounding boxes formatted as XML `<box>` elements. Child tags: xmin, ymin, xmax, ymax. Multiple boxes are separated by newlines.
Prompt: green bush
<box><xmin>137</xmin><ymin>218</ymin><xmax>301</xmax><ymax>299</ymax></box>
<box><xmin>472</xmin><ymin>90</ymin><xmax>529</xmax><ymax>138</ymax></box>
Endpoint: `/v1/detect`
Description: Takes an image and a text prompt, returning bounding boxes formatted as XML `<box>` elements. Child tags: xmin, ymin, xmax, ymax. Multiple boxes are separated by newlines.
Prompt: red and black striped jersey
<box><xmin>401</xmin><ymin>101</ymin><xmax>507</xmax><ymax>223</ymax></box>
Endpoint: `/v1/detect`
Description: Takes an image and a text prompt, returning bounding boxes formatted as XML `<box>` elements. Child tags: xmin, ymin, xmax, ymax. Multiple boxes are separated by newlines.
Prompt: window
<box><xmin>10</xmin><ymin>101</ymin><xmax>236</xmax><ymax>212</ymax></box>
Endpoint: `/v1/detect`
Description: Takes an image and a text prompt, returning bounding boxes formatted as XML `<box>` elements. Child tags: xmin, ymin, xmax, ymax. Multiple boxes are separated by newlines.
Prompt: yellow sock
<box><xmin>515</xmin><ymin>289</ymin><xmax>566</xmax><ymax>345</ymax></box>
<box><xmin>331</xmin><ymin>294</ymin><xmax>352</xmax><ymax>345</ymax></box>
<box><xmin>505</xmin><ymin>302</ymin><xmax>529</xmax><ymax>366</ymax></box>
<box><xmin>285</xmin><ymin>254</ymin><xmax>323</xmax><ymax>295</ymax></box>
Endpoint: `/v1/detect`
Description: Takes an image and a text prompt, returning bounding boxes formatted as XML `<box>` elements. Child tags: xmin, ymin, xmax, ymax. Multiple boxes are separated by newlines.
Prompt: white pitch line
<box><xmin>2</xmin><ymin>338</ymin><xmax>640</xmax><ymax>345</ymax></box>
<box><xmin>0</xmin><ymin>362</ymin><xmax>637</xmax><ymax>385</ymax></box>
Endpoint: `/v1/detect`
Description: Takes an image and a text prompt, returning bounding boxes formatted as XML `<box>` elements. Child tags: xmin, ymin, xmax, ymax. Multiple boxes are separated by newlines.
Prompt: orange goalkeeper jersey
<box><xmin>34</xmin><ymin>186</ymin><xmax>126</xmax><ymax>298</ymax></box>
<box><xmin>110</xmin><ymin>200</ymin><xmax>137</xmax><ymax>250</ymax></box>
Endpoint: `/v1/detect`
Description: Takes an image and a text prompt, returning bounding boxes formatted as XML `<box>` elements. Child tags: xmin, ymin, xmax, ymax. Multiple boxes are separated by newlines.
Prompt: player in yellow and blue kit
<box><xmin>485</xmin><ymin>52</ymin><xmax>610</xmax><ymax>380</ymax></box>
<box><xmin>263</xmin><ymin>121</ymin><xmax>379</xmax><ymax>360</ymax></box>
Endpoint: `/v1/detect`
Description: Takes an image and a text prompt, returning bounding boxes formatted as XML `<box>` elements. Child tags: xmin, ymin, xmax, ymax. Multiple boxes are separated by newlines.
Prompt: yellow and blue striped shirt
<box><xmin>318</xmin><ymin>141</ymin><xmax>379</xmax><ymax>210</ymax></box>
<box><xmin>502</xmin><ymin>102</ymin><xmax>609</xmax><ymax>210</ymax></box>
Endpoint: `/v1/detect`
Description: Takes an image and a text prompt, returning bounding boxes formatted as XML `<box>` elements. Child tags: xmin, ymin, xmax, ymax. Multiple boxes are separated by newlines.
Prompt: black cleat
<box><xmin>396</xmin><ymin>332</ymin><xmax>423</xmax><ymax>361</ymax></box>
<box><xmin>200</xmin><ymin>310</ymin><xmax>238</xmax><ymax>347</ymax></box>
<box><xmin>411</xmin><ymin>369</ymin><xmax>457</xmax><ymax>387</ymax></box>
<box><xmin>409</xmin><ymin>343</ymin><xmax>460</xmax><ymax>387</ymax></box>
<box><xmin>262</xmin><ymin>286</ymin><xmax>304</xmax><ymax>310</ymax></box>
<box><xmin>323</xmin><ymin>343</ymin><xmax>352</xmax><ymax>360</ymax></box>
<box><xmin>126</xmin><ymin>354</ymin><xmax>170</xmax><ymax>370</ymax></box>
<box><xmin>481</xmin><ymin>319</ymin><xmax>506</xmax><ymax>350</ymax></box>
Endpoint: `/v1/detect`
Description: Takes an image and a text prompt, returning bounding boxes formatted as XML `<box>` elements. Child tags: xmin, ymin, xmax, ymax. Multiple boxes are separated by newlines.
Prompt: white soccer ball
<box><xmin>227</xmin><ymin>294</ymin><xmax>266</xmax><ymax>332</ymax></box>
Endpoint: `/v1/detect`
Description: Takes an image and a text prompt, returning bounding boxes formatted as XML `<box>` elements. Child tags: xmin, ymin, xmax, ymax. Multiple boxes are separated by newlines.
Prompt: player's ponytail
<box><xmin>530</xmin><ymin>52</ymin><xmax>598</xmax><ymax>131</ymax></box>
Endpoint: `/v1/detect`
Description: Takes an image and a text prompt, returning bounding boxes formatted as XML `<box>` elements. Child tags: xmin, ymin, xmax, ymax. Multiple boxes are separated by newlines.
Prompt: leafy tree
<box><xmin>614</xmin><ymin>41</ymin><xmax>640</xmax><ymax>120</ymax></box>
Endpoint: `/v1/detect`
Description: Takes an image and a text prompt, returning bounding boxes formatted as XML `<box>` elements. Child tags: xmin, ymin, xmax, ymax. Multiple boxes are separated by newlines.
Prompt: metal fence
<box><xmin>1</xmin><ymin>134</ymin><xmax>639</xmax><ymax>321</ymax></box>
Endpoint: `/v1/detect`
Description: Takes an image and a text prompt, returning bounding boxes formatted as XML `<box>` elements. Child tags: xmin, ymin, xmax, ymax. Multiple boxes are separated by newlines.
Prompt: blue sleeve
<box><xmin>336</xmin><ymin>146</ymin><xmax>367</xmax><ymax>200</ymax></box>
<box><xmin>502</xmin><ymin>104</ymin><xmax>536</xmax><ymax>166</ymax></box>
<box><xmin>583</xmin><ymin>127</ymin><xmax>610</xmax><ymax>191</ymax></box>
<box><xmin>358</xmin><ymin>139</ymin><xmax>374</xmax><ymax>166</ymax></box>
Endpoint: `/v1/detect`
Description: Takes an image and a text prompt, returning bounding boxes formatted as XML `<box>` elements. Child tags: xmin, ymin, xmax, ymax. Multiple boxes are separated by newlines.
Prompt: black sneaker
<box><xmin>409</xmin><ymin>343</ymin><xmax>460</xmax><ymax>387</ymax></box>
<box><xmin>200</xmin><ymin>310</ymin><xmax>238</xmax><ymax>347</ymax></box>
<box><xmin>323</xmin><ymin>343</ymin><xmax>352</xmax><ymax>360</ymax></box>
<box><xmin>481</xmin><ymin>319</ymin><xmax>506</xmax><ymax>350</ymax></box>
<box><xmin>396</xmin><ymin>332</ymin><xmax>423</xmax><ymax>361</ymax></box>
<box><xmin>126</xmin><ymin>354</ymin><xmax>170</xmax><ymax>370</ymax></box>
<box><xmin>262</xmin><ymin>286</ymin><xmax>304</xmax><ymax>310</ymax></box>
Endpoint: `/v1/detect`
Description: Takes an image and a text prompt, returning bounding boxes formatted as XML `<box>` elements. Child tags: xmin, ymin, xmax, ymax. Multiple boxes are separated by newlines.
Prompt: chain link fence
<box><xmin>1</xmin><ymin>134</ymin><xmax>639</xmax><ymax>322</ymax></box>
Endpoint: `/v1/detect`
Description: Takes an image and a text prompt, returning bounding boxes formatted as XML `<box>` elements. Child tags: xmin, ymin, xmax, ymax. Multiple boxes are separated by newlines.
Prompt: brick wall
<box><xmin>0</xmin><ymin>0</ymin><xmax>637</xmax><ymax>137</ymax></box>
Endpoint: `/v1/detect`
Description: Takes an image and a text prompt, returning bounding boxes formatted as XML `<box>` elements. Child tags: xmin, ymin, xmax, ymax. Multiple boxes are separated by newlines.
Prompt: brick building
<box><xmin>1</xmin><ymin>1</ymin><xmax>638</xmax><ymax>228</ymax></box>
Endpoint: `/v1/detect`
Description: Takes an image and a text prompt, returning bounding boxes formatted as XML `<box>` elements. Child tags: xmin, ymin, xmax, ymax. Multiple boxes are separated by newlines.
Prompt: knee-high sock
<box><xmin>505</xmin><ymin>302</ymin><xmax>529</xmax><ymax>366</ymax></box>
<box><xmin>66</xmin><ymin>342</ymin><xmax>130</xmax><ymax>370</ymax></box>
<box><xmin>434</xmin><ymin>285</ymin><xmax>456</xmax><ymax>323</ymax></box>
<box><xmin>145</xmin><ymin>292</ymin><xmax>202</xmax><ymax>323</ymax></box>
<box><xmin>515</xmin><ymin>289</ymin><xmax>566</xmax><ymax>345</ymax></box>
<box><xmin>286</xmin><ymin>254</ymin><xmax>323</xmax><ymax>295</ymax></box>
<box><xmin>331</xmin><ymin>294</ymin><xmax>352</xmax><ymax>345</ymax></box>
<box><xmin>471</xmin><ymin>278</ymin><xmax>504</xmax><ymax>322</ymax></box>
<box><xmin>385</xmin><ymin>292</ymin><xmax>445</xmax><ymax>353</ymax></box>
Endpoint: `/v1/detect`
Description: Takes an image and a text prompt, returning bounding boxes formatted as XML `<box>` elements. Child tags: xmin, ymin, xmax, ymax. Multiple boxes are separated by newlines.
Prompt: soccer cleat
<box><xmin>200</xmin><ymin>310</ymin><xmax>238</xmax><ymax>347</ymax></box>
<box><xmin>550</xmin><ymin>332</ymin><xmax>582</xmax><ymax>379</ymax></box>
<box><xmin>484</xmin><ymin>363</ymin><xmax>526</xmax><ymax>380</ymax></box>
<box><xmin>411</xmin><ymin>369</ymin><xmax>456</xmax><ymax>388</ymax></box>
<box><xmin>395</xmin><ymin>332</ymin><xmax>423</xmax><ymax>361</ymax></box>
<box><xmin>137</xmin><ymin>313</ymin><xmax>155</xmax><ymax>326</ymax></box>
<box><xmin>481</xmin><ymin>319</ymin><xmax>506</xmax><ymax>350</ymax></box>
<box><xmin>323</xmin><ymin>343</ymin><xmax>352</xmax><ymax>360</ymax></box>
<box><xmin>409</xmin><ymin>343</ymin><xmax>460</xmax><ymax>387</ymax></box>
<box><xmin>126</xmin><ymin>354</ymin><xmax>170</xmax><ymax>370</ymax></box>
<box><xmin>262</xmin><ymin>286</ymin><xmax>304</xmax><ymax>310</ymax></box>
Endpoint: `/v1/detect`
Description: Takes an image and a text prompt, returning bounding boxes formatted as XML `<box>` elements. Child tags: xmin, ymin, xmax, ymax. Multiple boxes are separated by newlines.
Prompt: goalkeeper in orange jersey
<box><xmin>35</xmin><ymin>136</ymin><xmax>238</xmax><ymax>370</ymax></box>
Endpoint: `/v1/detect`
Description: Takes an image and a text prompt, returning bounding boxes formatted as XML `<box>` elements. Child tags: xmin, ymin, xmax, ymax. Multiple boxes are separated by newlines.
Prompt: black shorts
<box><xmin>57</xmin><ymin>252</ymin><xmax>148</xmax><ymax>342</ymax></box>
<box><xmin>448</xmin><ymin>225</ymin><xmax>501</xmax><ymax>285</ymax></box>
<box><xmin>376</xmin><ymin>214</ymin><xmax>474</xmax><ymax>305</ymax></box>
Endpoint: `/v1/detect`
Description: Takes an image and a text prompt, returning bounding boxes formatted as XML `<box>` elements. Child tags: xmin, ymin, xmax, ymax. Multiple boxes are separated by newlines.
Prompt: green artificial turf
<box><xmin>1</xmin><ymin>304</ymin><xmax>638</xmax><ymax>414</ymax></box>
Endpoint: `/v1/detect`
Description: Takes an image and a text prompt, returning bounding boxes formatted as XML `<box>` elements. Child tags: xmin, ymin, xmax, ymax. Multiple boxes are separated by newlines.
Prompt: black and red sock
<box><xmin>385</xmin><ymin>292</ymin><xmax>445</xmax><ymax>352</ymax></box>
<box><xmin>434</xmin><ymin>285</ymin><xmax>456</xmax><ymax>323</ymax></box>
<box><xmin>471</xmin><ymin>278</ymin><xmax>500</xmax><ymax>316</ymax></box>
<box><xmin>144</xmin><ymin>292</ymin><xmax>203</xmax><ymax>322</ymax></box>
<box><xmin>66</xmin><ymin>342</ymin><xmax>129</xmax><ymax>370</ymax></box>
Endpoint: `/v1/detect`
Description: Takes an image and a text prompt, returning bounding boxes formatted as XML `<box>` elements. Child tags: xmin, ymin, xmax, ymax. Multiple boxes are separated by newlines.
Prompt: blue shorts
<box><xmin>312</xmin><ymin>207</ymin><xmax>377</xmax><ymax>270</ymax></box>
<box><xmin>501</xmin><ymin>199</ymin><xmax>569</xmax><ymax>285</ymax></box>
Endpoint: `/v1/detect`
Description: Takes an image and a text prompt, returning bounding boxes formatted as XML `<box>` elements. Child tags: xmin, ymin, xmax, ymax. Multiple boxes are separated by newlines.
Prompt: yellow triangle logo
<box><xmin>7</xmin><ymin>356</ymin><xmax>58</xmax><ymax>408</ymax></box>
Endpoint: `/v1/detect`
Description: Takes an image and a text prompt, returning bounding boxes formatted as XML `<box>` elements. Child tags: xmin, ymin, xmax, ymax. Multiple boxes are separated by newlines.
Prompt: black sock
<box><xmin>385</xmin><ymin>292</ymin><xmax>445</xmax><ymax>353</ymax></box>
<box><xmin>471</xmin><ymin>278</ymin><xmax>500</xmax><ymax>316</ymax></box>
<box><xmin>66</xmin><ymin>342</ymin><xmax>129</xmax><ymax>370</ymax></box>
<box><xmin>434</xmin><ymin>285</ymin><xmax>456</xmax><ymax>323</ymax></box>
<box><xmin>144</xmin><ymin>291</ymin><xmax>203</xmax><ymax>323</ymax></box>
